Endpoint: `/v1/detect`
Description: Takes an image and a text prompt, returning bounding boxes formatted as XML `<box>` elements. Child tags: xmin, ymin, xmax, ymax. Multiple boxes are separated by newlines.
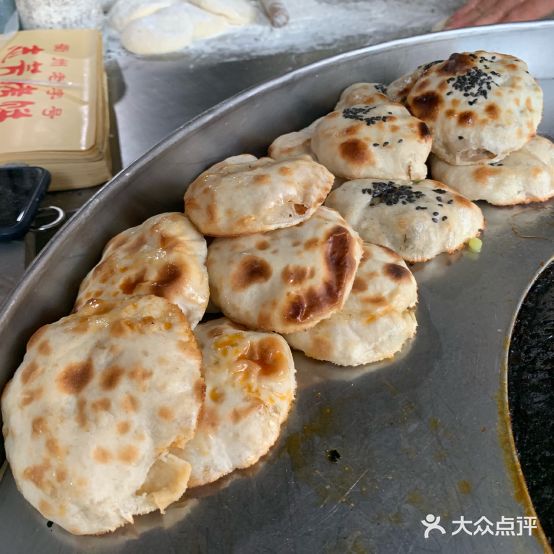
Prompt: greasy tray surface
<box><xmin>1</xmin><ymin>23</ymin><xmax>553</xmax><ymax>553</ymax></box>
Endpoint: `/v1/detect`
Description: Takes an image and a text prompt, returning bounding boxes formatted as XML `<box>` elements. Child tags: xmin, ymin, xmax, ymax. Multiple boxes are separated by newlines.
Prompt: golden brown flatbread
<box><xmin>1</xmin><ymin>296</ymin><xmax>204</xmax><ymax>535</ymax></box>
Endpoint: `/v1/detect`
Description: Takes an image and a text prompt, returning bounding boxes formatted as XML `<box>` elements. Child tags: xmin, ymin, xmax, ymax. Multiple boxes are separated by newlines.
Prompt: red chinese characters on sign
<box><xmin>0</xmin><ymin>60</ymin><xmax>42</xmax><ymax>77</ymax></box>
<box><xmin>0</xmin><ymin>82</ymin><xmax>38</xmax><ymax>98</ymax></box>
<box><xmin>0</xmin><ymin>100</ymin><xmax>34</xmax><ymax>122</ymax></box>
<box><xmin>42</xmin><ymin>106</ymin><xmax>63</xmax><ymax>119</ymax></box>
<box><xmin>0</xmin><ymin>44</ymin><xmax>43</xmax><ymax>63</ymax></box>
<box><xmin>51</xmin><ymin>57</ymin><xmax>68</xmax><ymax>67</ymax></box>
<box><xmin>48</xmin><ymin>71</ymin><xmax>66</xmax><ymax>83</ymax></box>
<box><xmin>46</xmin><ymin>87</ymin><xmax>64</xmax><ymax>100</ymax></box>
<box><xmin>54</xmin><ymin>43</ymin><xmax>70</xmax><ymax>53</ymax></box>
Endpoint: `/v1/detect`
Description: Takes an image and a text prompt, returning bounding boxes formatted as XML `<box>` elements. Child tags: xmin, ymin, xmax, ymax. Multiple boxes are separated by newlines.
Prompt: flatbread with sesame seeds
<box><xmin>325</xmin><ymin>179</ymin><xmax>484</xmax><ymax>263</ymax></box>
<box><xmin>285</xmin><ymin>243</ymin><xmax>418</xmax><ymax>366</ymax></box>
<box><xmin>184</xmin><ymin>154</ymin><xmax>334</xmax><ymax>237</ymax></box>
<box><xmin>207</xmin><ymin>206</ymin><xmax>363</xmax><ymax>334</ymax></box>
<box><xmin>1</xmin><ymin>296</ymin><xmax>204</xmax><ymax>535</ymax></box>
<box><xmin>430</xmin><ymin>135</ymin><xmax>554</xmax><ymax>206</ymax></box>
<box><xmin>310</xmin><ymin>101</ymin><xmax>432</xmax><ymax>181</ymax></box>
<box><xmin>74</xmin><ymin>213</ymin><xmax>209</xmax><ymax>329</ymax></box>
<box><xmin>334</xmin><ymin>82</ymin><xmax>390</xmax><ymax>110</ymax></box>
<box><xmin>393</xmin><ymin>51</ymin><xmax>543</xmax><ymax>165</ymax></box>
<box><xmin>177</xmin><ymin>318</ymin><xmax>296</xmax><ymax>487</ymax></box>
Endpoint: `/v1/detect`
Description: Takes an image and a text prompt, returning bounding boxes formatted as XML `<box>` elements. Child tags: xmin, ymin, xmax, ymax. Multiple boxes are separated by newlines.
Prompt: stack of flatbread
<box><xmin>2</xmin><ymin>49</ymin><xmax>551</xmax><ymax>536</ymax></box>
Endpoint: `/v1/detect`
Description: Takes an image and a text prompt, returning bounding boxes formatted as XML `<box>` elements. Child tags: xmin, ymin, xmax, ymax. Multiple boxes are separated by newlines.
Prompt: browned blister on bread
<box><xmin>285</xmin><ymin>242</ymin><xmax>418</xmax><ymax>366</ymax></box>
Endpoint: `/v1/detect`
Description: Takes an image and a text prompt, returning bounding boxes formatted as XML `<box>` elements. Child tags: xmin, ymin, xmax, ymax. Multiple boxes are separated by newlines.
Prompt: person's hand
<box><xmin>445</xmin><ymin>0</ymin><xmax>554</xmax><ymax>29</ymax></box>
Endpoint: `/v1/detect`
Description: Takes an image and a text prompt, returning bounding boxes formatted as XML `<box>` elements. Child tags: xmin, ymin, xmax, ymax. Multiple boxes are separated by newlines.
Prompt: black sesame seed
<box><xmin>446</xmin><ymin>91</ymin><xmax>453</xmax><ymax>96</ymax></box>
<box><xmin>436</xmin><ymin>196</ymin><xmax>443</xmax><ymax>202</ymax></box>
<box><xmin>450</xmin><ymin>66</ymin><xmax>499</xmax><ymax>105</ymax></box>
<box><xmin>47</xmin><ymin>521</ymin><xmax>53</xmax><ymax>528</ymax></box>
<box><xmin>415</xmin><ymin>206</ymin><xmax>427</xmax><ymax>210</ymax></box>
<box><xmin>373</xmin><ymin>143</ymin><xmax>379</xmax><ymax>147</ymax></box>
<box><xmin>447</xmin><ymin>199</ymin><xmax>453</xmax><ymax>204</ymax></box>
<box><xmin>362</xmin><ymin>181</ymin><xmax>425</xmax><ymax>207</ymax></box>
<box><xmin>432</xmin><ymin>188</ymin><xmax>447</xmax><ymax>194</ymax></box>
<box><xmin>458</xmin><ymin>136</ymin><xmax>464</xmax><ymax>140</ymax></box>
<box><xmin>343</xmin><ymin>106</ymin><xmax>388</xmax><ymax>126</ymax></box>
<box><xmin>432</xmin><ymin>217</ymin><xmax>439</xmax><ymax>223</ymax></box>
<box><xmin>442</xmin><ymin>216</ymin><xmax>448</xmax><ymax>221</ymax></box>
<box><xmin>433</xmin><ymin>211</ymin><xmax>439</xmax><ymax>216</ymax></box>
<box><xmin>398</xmin><ymin>138</ymin><xmax>403</xmax><ymax>143</ymax></box>
<box><xmin>375</xmin><ymin>83</ymin><xmax>388</xmax><ymax>93</ymax></box>
<box><xmin>383</xmin><ymin>142</ymin><xmax>389</xmax><ymax>146</ymax></box>
<box><xmin>438</xmin><ymin>203</ymin><xmax>443</xmax><ymax>207</ymax></box>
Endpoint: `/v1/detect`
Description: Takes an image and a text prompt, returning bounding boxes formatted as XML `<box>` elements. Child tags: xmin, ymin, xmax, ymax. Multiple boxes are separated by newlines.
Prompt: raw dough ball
<box><xmin>120</xmin><ymin>3</ymin><xmax>231</xmax><ymax>55</ymax></box>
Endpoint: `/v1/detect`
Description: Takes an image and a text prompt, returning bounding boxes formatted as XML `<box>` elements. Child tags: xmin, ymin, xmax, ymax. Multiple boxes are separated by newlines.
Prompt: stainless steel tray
<box><xmin>1</xmin><ymin>22</ymin><xmax>553</xmax><ymax>553</ymax></box>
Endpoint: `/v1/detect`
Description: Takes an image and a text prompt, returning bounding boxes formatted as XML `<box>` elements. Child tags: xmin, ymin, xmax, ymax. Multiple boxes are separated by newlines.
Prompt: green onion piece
<box><xmin>468</xmin><ymin>237</ymin><xmax>482</xmax><ymax>253</ymax></box>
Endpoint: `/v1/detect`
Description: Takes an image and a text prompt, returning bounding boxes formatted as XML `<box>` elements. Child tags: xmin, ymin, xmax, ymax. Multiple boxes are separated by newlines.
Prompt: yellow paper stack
<box><xmin>0</xmin><ymin>29</ymin><xmax>111</xmax><ymax>190</ymax></box>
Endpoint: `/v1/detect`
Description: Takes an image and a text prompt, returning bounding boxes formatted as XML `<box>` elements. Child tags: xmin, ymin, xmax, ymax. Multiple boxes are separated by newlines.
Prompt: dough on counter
<box><xmin>188</xmin><ymin>0</ymin><xmax>256</xmax><ymax>24</ymax></box>
<box><xmin>311</xmin><ymin>101</ymin><xmax>432</xmax><ymax>181</ymax></box>
<box><xmin>285</xmin><ymin>242</ymin><xmax>418</xmax><ymax>366</ymax></box>
<box><xmin>184</xmin><ymin>154</ymin><xmax>334</xmax><ymax>236</ymax></box>
<box><xmin>120</xmin><ymin>3</ymin><xmax>230</xmax><ymax>55</ymax></box>
<box><xmin>1</xmin><ymin>296</ymin><xmax>204</xmax><ymax>535</ymax></box>
<box><xmin>430</xmin><ymin>135</ymin><xmax>554</xmax><ymax>205</ymax></box>
<box><xmin>207</xmin><ymin>206</ymin><xmax>363</xmax><ymax>334</ymax></box>
<box><xmin>178</xmin><ymin>318</ymin><xmax>296</xmax><ymax>487</ymax></box>
<box><xmin>74</xmin><ymin>213</ymin><xmax>209</xmax><ymax>328</ymax></box>
<box><xmin>393</xmin><ymin>51</ymin><xmax>543</xmax><ymax>165</ymax></box>
<box><xmin>108</xmin><ymin>0</ymin><xmax>179</xmax><ymax>32</ymax></box>
<box><xmin>325</xmin><ymin>179</ymin><xmax>484</xmax><ymax>263</ymax></box>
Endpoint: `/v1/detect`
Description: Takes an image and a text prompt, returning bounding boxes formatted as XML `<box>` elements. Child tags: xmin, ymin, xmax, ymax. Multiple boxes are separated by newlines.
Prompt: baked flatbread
<box><xmin>334</xmin><ymin>82</ymin><xmax>390</xmax><ymax>110</ymax></box>
<box><xmin>325</xmin><ymin>179</ymin><xmax>484</xmax><ymax>263</ymax></box>
<box><xmin>1</xmin><ymin>296</ymin><xmax>204</xmax><ymax>535</ymax></box>
<box><xmin>310</xmin><ymin>102</ymin><xmax>432</xmax><ymax>180</ymax></box>
<box><xmin>178</xmin><ymin>318</ymin><xmax>296</xmax><ymax>487</ymax></box>
<box><xmin>74</xmin><ymin>213</ymin><xmax>208</xmax><ymax>329</ymax></box>
<box><xmin>285</xmin><ymin>243</ymin><xmax>418</xmax><ymax>366</ymax></box>
<box><xmin>395</xmin><ymin>51</ymin><xmax>543</xmax><ymax>164</ymax></box>
<box><xmin>268</xmin><ymin>118</ymin><xmax>322</xmax><ymax>161</ymax></box>
<box><xmin>184</xmin><ymin>154</ymin><xmax>334</xmax><ymax>236</ymax></box>
<box><xmin>430</xmin><ymin>135</ymin><xmax>554</xmax><ymax>205</ymax></box>
<box><xmin>207</xmin><ymin>206</ymin><xmax>363</xmax><ymax>333</ymax></box>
